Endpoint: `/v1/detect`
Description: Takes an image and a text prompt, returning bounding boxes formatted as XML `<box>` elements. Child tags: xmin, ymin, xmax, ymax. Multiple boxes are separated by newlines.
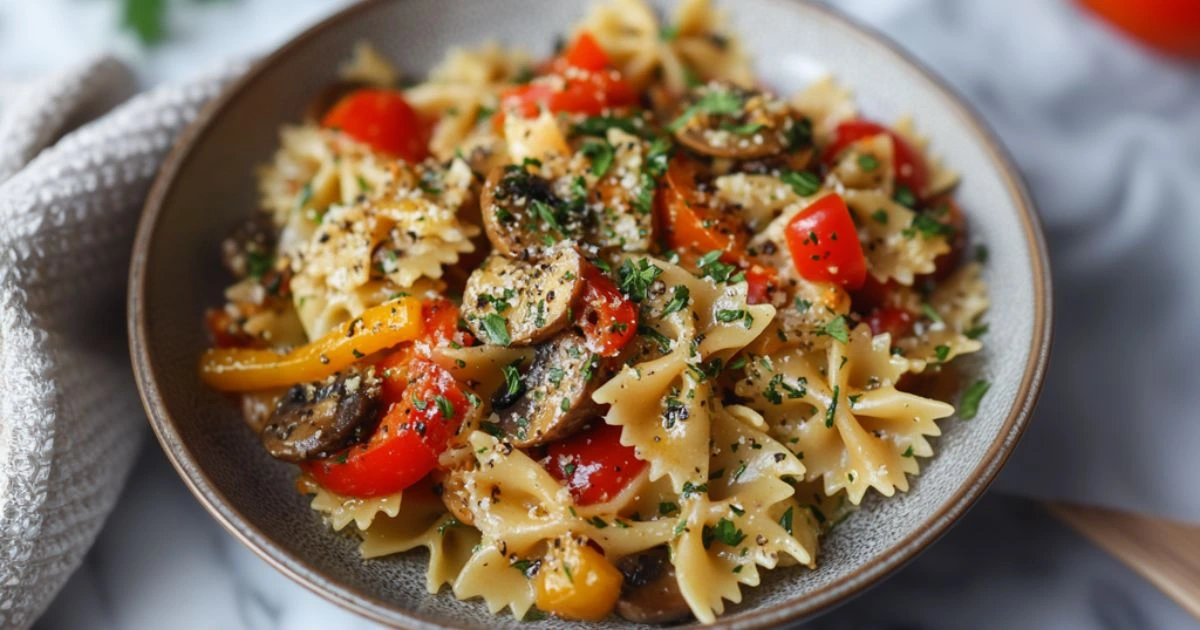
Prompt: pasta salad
<box><xmin>199</xmin><ymin>0</ymin><xmax>990</xmax><ymax>623</ymax></box>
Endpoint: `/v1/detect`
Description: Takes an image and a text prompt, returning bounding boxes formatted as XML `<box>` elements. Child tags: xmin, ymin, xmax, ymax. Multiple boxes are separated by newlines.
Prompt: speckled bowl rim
<box><xmin>128</xmin><ymin>1</ymin><xmax>1053</xmax><ymax>627</ymax></box>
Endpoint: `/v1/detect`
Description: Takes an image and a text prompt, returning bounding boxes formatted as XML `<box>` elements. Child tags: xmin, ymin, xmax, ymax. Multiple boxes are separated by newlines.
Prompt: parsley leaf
<box><xmin>818</xmin><ymin>315</ymin><xmax>850</xmax><ymax>344</ymax></box>
<box><xmin>702</xmin><ymin>518</ymin><xmax>746</xmax><ymax>549</ymax></box>
<box><xmin>781</xmin><ymin>170</ymin><xmax>821</xmax><ymax>197</ymax></box>
<box><xmin>857</xmin><ymin>154</ymin><xmax>880</xmax><ymax>171</ymax></box>
<box><xmin>481</xmin><ymin>313</ymin><xmax>511</xmax><ymax>345</ymax></box>
<box><xmin>959</xmin><ymin>379</ymin><xmax>990</xmax><ymax>420</ymax></box>
<box><xmin>617</xmin><ymin>259</ymin><xmax>662</xmax><ymax>301</ymax></box>
<box><xmin>779</xmin><ymin>506</ymin><xmax>794</xmax><ymax>536</ymax></box>
<box><xmin>502</xmin><ymin>363</ymin><xmax>522</xmax><ymax>397</ymax></box>
<box><xmin>434</xmin><ymin>395</ymin><xmax>455</xmax><ymax>419</ymax></box>
<box><xmin>580</xmin><ymin>140</ymin><xmax>614</xmax><ymax>178</ymax></box>
<box><xmin>668</xmin><ymin>89</ymin><xmax>743</xmax><ymax>131</ymax></box>
<box><xmin>661</xmin><ymin>285</ymin><xmax>690</xmax><ymax>317</ymax></box>
<box><xmin>825</xmin><ymin>385</ymin><xmax>840</xmax><ymax>428</ymax></box>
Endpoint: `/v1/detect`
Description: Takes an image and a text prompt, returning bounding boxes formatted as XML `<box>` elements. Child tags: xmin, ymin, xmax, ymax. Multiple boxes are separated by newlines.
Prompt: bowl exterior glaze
<box><xmin>129</xmin><ymin>1</ymin><xmax>1052</xmax><ymax>627</ymax></box>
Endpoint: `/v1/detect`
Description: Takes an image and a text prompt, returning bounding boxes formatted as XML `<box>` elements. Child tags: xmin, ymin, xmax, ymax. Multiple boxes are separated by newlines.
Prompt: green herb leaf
<box><xmin>779</xmin><ymin>506</ymin><xmax>794</xmax><ymax>536</ymax></box>
<box><xmin>781</xmin><ymin>170</ymin><xmax>821</xmax><ymax>197</ymax></box>
<box><xmin>857</xmin><ymin>154</ymin><xmax>880</xmax><ymax>171</ymax></box>
<box><xmin>434</xmin><ymin>395</ymin><xmax>455</xmax><ymax>419</ymax></box>
<box><xmin>893</xmin><ymin>185</ymin><xmax>917</xmax><ymax>208</ymax></box>
<box><xmin>933</xmin><ymin>344</ymin><xmax>951</xmax><ymax>363</ymax></box>
<box><xmin>702</xmin><ymin>518</ymin><xmax>747</xmax><ymax>549</ymax></box>
<box><xmin>580</xmin><ymin>140</ymin><xmax>615</xmax><ymax>178</ymax></box>
<box><xmin>871</xmin><ymin>209</ymin><xmax>889</xmax><ymax>225</ymax></box>
<box><xmin>965</xmin><ymin>323</ymin><xmax>989</xmax><ymax>339</ymax></box>
<box><xmin>668</xmin><ymin>89</ymin><xmax>743</xmax><ymax>132</ymax></box>
<box><xmin>818</xmin><ymin>315</ymin><xmax>850</xmax><ymax>344</ymax></box>
<box><xmin>959</xmin><ymin>379</ymin><xmax>990</xmax><ymax>420</ymax></box>
<box><xmin>482</xmin><ymin>313</ymin><xmax>511</xmax><ymax>345</ymax></box>
<box><xmin>659</xmin><ymin>501</ymin><xmax>680</xmax><ymax>516</ymax></box>
<box><xmin>825</xmin><ymin>385</ymin><xmax>840</xmax><ymax>428</ymax></box>
<box><xmin>617</xmin><ymin>258</ymin><xmax>662</xmax><ymax>301</ymax></box>
<box><xmin>123</xmin><ymin>0</ymin><xmax>167</xmax><ymax>45</ymax></box>
<box><xmin>502</xmin><ymin>364</ymin><xmax>522</xmax><ymax>396</ymax></box>
<box><xmin>661</xmin><ymin>285</ymin><xmax>690</xmax><ymax>317</ymax></box>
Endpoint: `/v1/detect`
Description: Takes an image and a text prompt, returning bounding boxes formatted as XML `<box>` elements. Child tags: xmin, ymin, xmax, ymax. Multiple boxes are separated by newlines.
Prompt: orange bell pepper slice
<box><xmin>199</xmin><ymin>297</ymin><xmax>423</xmax><ymax>392</ymax></box>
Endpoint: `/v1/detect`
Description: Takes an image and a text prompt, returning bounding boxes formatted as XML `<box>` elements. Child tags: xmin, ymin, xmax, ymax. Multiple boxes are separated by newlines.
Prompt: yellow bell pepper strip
<box><xmin>200</xmin><ymin>297</ymin><xmax>423</xmax><ymax>392</ymax></box>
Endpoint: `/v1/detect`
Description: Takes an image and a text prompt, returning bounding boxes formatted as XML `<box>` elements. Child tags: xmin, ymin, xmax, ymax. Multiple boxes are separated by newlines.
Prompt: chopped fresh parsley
<box><xmin>720</xmin><ymin>121</ymin><xmax>765</xmax><ymax>135</ymax></box>
<box><xmin>825</xmin><ymin>385</ymin><xmax>840</xmax><ymax>428</ymax></box>
<box><xmin>965</xmin><ymin>323</ymin><xmax>989</xmax><ymax>339</ymax></box>
<box><xmin>661</xmin><ymin>285</ymin><xmax>690</xmax><ymax>317</ymax></box>
<box><xmin>901</xmin><ymin>445</ymin><xmax>914</xmax><ymax>458</ymax></box>
<box><xmin>659</xmin><ymin>501</ymin><xmax>680</xmax><ymax>516</ymax></box>
<box><xmin>697</xmin><ymin>250</ymin><xmax>738</xmax><ymax>283</ymax></box>
<box><xmin>779</xmin><ymin>506</ymin><xmax>794</xmax><ymax>536</ymax></box>
<box><xmin>580</xmin><ymin>140</ymin><xmax>615</xmax><ymax>178</ymax></box>
<box><xmin>934</xmin><ymin>344</ymin><xmax>951</xmax><ymax>363</ymax></box>
<box><xmin>893</xmin><ymin>185</ymin><xmax>917</xmax><ymax>208</ymax></box>
<box><xmin>681</xmin><ymin>480</ymin><xmax>708</xmax><ymax>498</ymax></box>
<box><xmin>617</xmin><ymin>258</ymin><xmax>662</xmax><ymax>301</ymax></box>
<box><xmin>818</xmin><ymin>315</ymin><xmax>850</xmax><ymax>344</ymax></box>
<box><xmin>502</xmin><ymin>364</ymin><xmax>522</xmax><ymax>397</ymax></box>
<box><xmin>921</xmin><ymin>303</ymin><xmax>943</xmax><ymax>324</ymax></box>
<box><xmin>909</xmin><ymin>213</ymin><xmax>954</xmax><ymax>239</ymax></box>
<box><xmin>668</xmin><ymin>88</ymin><xmax>743</xmax><ymax>132</ymax></box>
<box><xmin>857</xmin><ymin>154</ymin><xmax>880</xmax><ymax>171</ymax></box>
<box><xmin>245</xmin><ymin>251</ymin><xmax>273</xmax><ymax>279</ymax></box>
<box><xmin>481</xmin><ymin>313</ymin><xmax>511</xmax><ymax>345</ymax></box>
<box><xmin>702</xmin><ymin>518</ymin><xmax>747</xmax><ymax>549</ymax></box>
<box><xmin>433</xmin><ymin>395</ymin><xmax>455</xmax><ymax>419</ymax></box>
<box><xmin>781</xmin><ymin>170</ymin><xmax>821</xmax><ymax>197</ymax></box>
<box><xmin>959</xmin><ymin>379</ymin><xmax>990</xmax><ymax>420</ymax></box>
<box><xmin>871</xmin><ymin>209</ymin><xmax>889</xmax><ymax>225</ymax></box>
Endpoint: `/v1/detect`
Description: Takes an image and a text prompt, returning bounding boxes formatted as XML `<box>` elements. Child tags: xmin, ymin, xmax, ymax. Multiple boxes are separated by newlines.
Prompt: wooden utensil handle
<box><xmin>1047</xmin><ymin>502</ymin><xmax>1200</xmax><ymax>620</ymax></box>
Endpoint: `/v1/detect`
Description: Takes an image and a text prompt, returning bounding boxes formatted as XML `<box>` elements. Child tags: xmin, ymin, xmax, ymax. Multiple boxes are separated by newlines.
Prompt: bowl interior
<box><xmin>131</xmin><ymin>0</ymin><xmax>1049</xmax><ymax>627</ymax></box>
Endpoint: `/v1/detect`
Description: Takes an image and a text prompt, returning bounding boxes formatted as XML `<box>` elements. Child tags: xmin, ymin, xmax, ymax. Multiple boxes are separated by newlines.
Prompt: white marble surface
<box><xmin>3</xmin><ymin>0</ymin><xmax>1198</xmax><ymax>627</ymax></box>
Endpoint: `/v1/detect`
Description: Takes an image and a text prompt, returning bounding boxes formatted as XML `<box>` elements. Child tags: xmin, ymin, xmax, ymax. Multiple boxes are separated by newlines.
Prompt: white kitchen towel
<box><xmin>0</xmin><ymin>56</ymin><xmax>243</xmax><ymax>629</ymax></box>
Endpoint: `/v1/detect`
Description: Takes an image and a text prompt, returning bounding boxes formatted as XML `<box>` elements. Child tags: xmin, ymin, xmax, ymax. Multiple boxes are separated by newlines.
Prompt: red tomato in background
<box><xmin>1081</xmin><ymin>0</ymin><xmax>1200</xmax><ymax>58</ymax></box>
<box><xmin>321</xmin><ymin>89</ymin><xmax>430</xmax><ymax>162</ymax></box>
<box><xmin>823</xmin><ymin>120</ymin><xmax>930</xmax><ymax>198</ymax></box>
<box><xmin>545</xmin><ymin>423</ymin><xmax>646</xmax><ymax>506</ymax></box>
<box><xmin>499</xmin><ymin>32</ymin><xmax>638</xmax><ymax>120</ymax></box>
<box><xmin>576</xmin><ymin>263</ymin><xmax>638</xmax><ymax>357</ymax></box>
<box><xmin>785</xmin><ymin>194</ymin><xmax>868</xmax><ymax>290</ymax></box>
<box><xmin>303</xmin><ymin>358</ymin><xmax>467</xmax><ymax>498</ymax></box>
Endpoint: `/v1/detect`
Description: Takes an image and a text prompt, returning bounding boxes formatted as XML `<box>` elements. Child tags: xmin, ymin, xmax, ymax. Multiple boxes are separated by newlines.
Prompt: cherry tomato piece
<box><xmin>785</xmin><ymin>194</ymin><xmax>868</xmax><ymax>290</ymax></box>
<box><xmin>576</xmin><ymin>263</ymin><xmax>638</xmax><ymax>357</ymax></box>
<box><xmin>321</xmin><ymin>89</ymin><xmax>430</xmax><ymax>162</ymax></box>
<box><xmin>561</xmin><ymin>32</ymin><xmax>610</xmax><ymax>72</ymax></box>
<box><xmin>545</xmin><ymin>423</ymin><xmax>646</xmax><ymax>506</ymax></box>
<box><xmin>823</xmin><ymin>120</ymin><xmax>929</xmax><ymax>198</ymax></box>
<box><xmin>499</xmin><ymin>31</ymin><xmax>636</xmax><ymax>122</ymax></box>
<box><xmin>303</xmin><ymin>358</ymin><xmax>467</xmax><ymax>498</ymax></box>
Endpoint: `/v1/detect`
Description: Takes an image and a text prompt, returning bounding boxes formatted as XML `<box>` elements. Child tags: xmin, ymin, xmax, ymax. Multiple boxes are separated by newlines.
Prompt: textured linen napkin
<box><xmin>0</xmin><ymin>57</ymin><xmax>242</xmax><ymax>629</ymax></box>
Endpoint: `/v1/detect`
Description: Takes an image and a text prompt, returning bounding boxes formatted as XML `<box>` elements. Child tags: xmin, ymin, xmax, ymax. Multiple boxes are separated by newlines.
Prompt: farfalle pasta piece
<box><xmin>593</xmin><ymin>257</ymin><xmax>773</xmax><ymax>488</ymax></box>
<box><xmin>895</xmin><ymin>262</ymin><xmax>989</xmax><ymax>372</ymax></box>
<box><xmin>842</xmin><ymin>189</ymin><xmax>950</xmax><ymax>286</ymax></box>
<box><xmin>300</xmin><ymin>477</ymin><xmax>403</xmax><ymax>531</ymax></box>
<box><xmin>790</xmin><ymin>76</ymin><xmax>857</xmax><ymax>145</ymax></box>
<box><xmin>259</xmin><ymin>124</ymin><xmax>397</xmax><ymax>235</ymax></box>
<box><xmin>452</xmin><ymin>542</ymin><xmax>538</xmax><ymax>617</ymax></box>
<box><xmin>289</xmin><ymin>159</ymin><xmax>480</xmax><ymax>337</ymax></box>
<box><xmin>894</xmin><ymin>116</ymin><xmax>960</xmax><ymax>198</ymax></box>
<box><xmin>670</xmin><ymin>401</ymin><xmax>818</xmax><ymax>622</ymax></box>
<box><xmin>359</xmin><ymin>492</ymin><xmax>481</xmax><ymax>593</ymax></box>
<box><xmin>577</xmin><ymin>0</ymin><xmax>752</xmax><ymax>92</ymax></box>
<box><xmin>738</xmin><ymin>324</ymin><xmax>954</xmax><ymax>504</ymax></box>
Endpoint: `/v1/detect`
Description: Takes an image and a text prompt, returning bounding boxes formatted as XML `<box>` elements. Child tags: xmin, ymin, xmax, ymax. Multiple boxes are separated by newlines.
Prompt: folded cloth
<box><xmin>0</xmin><ymin>57</ymin><xmax>243</xmax><ymax>629</ymax></box>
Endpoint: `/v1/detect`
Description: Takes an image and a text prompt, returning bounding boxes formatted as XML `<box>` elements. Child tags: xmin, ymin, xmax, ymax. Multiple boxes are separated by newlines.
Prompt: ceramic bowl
<box><xmin>129</xmin><ymin>0</ymin><xmax>1052</xmax><ymax>627</ymax></box>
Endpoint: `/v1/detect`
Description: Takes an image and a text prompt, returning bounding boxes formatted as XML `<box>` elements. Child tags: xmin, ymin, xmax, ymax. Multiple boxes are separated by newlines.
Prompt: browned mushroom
<box><xmin>669</xmin><ymin>82</ymin><xmax>797</xmax><ymax>161</ymax></box>
<box><xmin>480</xmin><ymin>164</ymin><xmax>585</xmax><ymax>259</ymax></box>
<box><xmin>461</xmin><ymin>245</ymin><xmax>585</xmax><ymax>347</ymax></box>
<box><xmin>221</xmin><ymin>215</ymin><xmax>276</xmax><ymax>279</ymax></box>
<box><xmin>304</xmin><ymin>80</ymin><xmax>371</xmax><ymax>122</ymax></box>
<box><xmin>494</xmin><ymin>332</ymin><xmax>600</xmax><ymax>447</ymax></box>
<box><xmin>259</xmin><ymin>367</ymin><xmax>383</xmax><ymax>463</ymax></box>
<box><xmin>615</xmin><ymin>547</ymin><xmax>693</xmax><ymax>624</ymax></box>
